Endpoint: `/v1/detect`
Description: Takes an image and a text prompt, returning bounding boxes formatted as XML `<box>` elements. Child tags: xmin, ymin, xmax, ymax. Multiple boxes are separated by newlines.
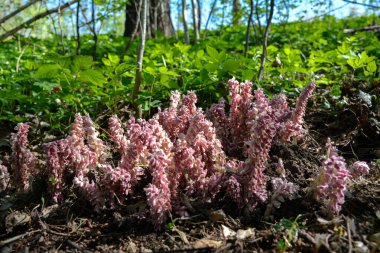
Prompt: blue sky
<box><xmin>171</xmin><ymin>0</ymin><xmax>371</xmax><ymax>31</ymax></box>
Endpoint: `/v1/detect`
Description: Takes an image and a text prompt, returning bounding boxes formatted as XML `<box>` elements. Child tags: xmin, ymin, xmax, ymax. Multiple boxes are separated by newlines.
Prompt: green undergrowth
<box><xmin>0</xmin><ymin>15</ymin><xmax>379</xmax><ymax>133</ymax></box>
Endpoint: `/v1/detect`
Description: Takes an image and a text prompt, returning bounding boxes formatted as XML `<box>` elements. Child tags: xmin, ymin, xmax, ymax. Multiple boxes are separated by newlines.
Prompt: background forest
<box><xmin>0</xmin><ymin>0</ymin><xmax>379</xmax><ymax>131</ymax></box>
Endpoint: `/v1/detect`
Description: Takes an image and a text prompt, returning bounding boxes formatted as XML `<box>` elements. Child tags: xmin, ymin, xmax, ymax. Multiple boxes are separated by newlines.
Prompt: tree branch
<box><xmin>0</xmin><ymin>0</ymin><xmax>41</xmax><ymax>24</ymax></box>
<box><xmin>342</xmin><ymin>0</ymin><xmax>380</xmax><ymax>9</ymax></box>
<box><xmin>0</xmin><ymin>0</ymin><xmax>79</xmax><ymax>42</ymax></box>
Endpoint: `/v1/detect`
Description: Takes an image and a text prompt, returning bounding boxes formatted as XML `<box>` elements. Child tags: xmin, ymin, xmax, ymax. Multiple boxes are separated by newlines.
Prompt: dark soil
<box><xmin>0</xmin><ymin>88</ymin><xmax>380</xmax><ymax>253</ymax></box>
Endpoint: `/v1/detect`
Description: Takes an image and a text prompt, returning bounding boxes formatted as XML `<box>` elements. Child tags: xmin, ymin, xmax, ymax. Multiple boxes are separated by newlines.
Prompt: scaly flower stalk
<box><xmin>83</xmin><ymin>114</ymin><xmax>106</xmax><ymax>164</ymax></box>
<box><xmin>281</xmin><ymin>82</ymin><xmax>315</xmax><ymax>143</ymax></box>
<box><xmin>314</xmin><ymin>139</ymin><xmax>349</xmax><ymax>215</ymax></box>
<box><xmin>10</xmin><ymin>123</ymin><xmax>36</xmax><ymax>191</ymax></box>
<box><xmin>44</xmin><ymin>141</ymin><xmax>66</xmax><ymax>202</ymax></box>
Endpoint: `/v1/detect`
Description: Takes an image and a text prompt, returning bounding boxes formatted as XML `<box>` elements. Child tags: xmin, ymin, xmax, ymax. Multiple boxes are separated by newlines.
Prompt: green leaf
<box><xmin>35</xmin><ymin>64</ymin><xmax>60</xmax><ymax>78</ymax></box>
<box><xmin>73</xmin><ymin>56</ymin><xmax>93</xmax><ymax>71</ymax></box>
<box><xmin>206</xmin><ymin>45</ymin><xmax>219</xmax><ymax>59</ymax></box>
<box><xmin>242</xmin><ymin>69</ymin><xmax>254</xmax><ymax>81</ymax></box>
<box><xmin>78</xmin><ymin>69</ymin><xmax>106</xmax><ymax>86</ymax></box>
<box><xmin>205</xmin><ymin>62</ymin><xmax>218</xmax><ymax>72</ymax></box>
<box><xmin>347</xmin><ymin>58</ymin><xmax>356</xmax><ymax>69</ymax></box>
<box><xmin>367</xmin><ymin>61</ymin><xmax>377</xmax><ymax>73</ymax></box>
<box><xmin>222</xmin><ymin>59</ymin><xmax>239</xmax><ymax>72</ymax></box>
<box><xmin>108</xmin><ymin>54</ymin><xmax>120</xmax><ymax>65</ymax></box>
<box><xmin>196</xmin><ymin>50</ymin><xmax>204</xmax><ymax>58</ymax></box>
<box><xmin>115</xmin><ymin>63</ymin><xmax>130</xmax><ymax>75</ymax></box>
<box><xmin>102</xmin><ymin>58</ymin><xmax>112</xmax><ymax>66</ymax></box>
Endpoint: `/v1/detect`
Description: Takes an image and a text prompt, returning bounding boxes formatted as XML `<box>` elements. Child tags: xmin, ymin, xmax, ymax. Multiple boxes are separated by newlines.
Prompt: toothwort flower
<box><xmin>10</xmin><ymin>123</ymin><xmax>36</xmax><ymax>191</ymax></box>
<box><xmin>314</xmin><ymin>139</ymin><xmax>349</xmax><ymax>215</ymax></box>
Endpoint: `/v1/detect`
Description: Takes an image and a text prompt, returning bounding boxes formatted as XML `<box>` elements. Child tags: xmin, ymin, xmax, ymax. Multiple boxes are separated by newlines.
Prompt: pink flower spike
<box><xmin>314</xmin><ymin>139</ymin><xmax>349</xmax><ymax>215</ymax></box>
<box><xmin>10</xmin><ymin>123</ymin><xmax>36</xmax><ymax>191</ymax></box>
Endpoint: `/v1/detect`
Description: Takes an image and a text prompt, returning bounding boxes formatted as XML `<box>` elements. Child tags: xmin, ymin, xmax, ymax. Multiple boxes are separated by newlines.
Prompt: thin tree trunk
<box><xmin>191</xmin><ymin>0</ymin><xmax>199</xmax><ymax>43</ymax></box>
<box><xmin>244</xmin><ymin>0</ymin><xmax>254</xmax><ymax>57</ymax></box>
<box><xmin>0</xmin><ymin>0</ymin><xmax>79</xmax><ymax>42</ymax></box>
<box><xmin>123</xmin><ymin>0</ymin><xmax>138</xmax><ymax>37</ymax></box>
<box><xmin>91</xmin><ymin>0</ymin><xmax>98</xmax><ymax>60</ymax></box>
<box><xmin>232</xmin><ymin>0</ymin><xmax>241</xmax><ymax>25</ymax></box>
<box><xmin>182</xmin><ymin>0</ymin><xmax>189</xmax><ymax>44</ymax></box>
<box><xmin>120</xmin><ymin>0</ymin><xmax>142</xmax><ymax>63</ymax></box>
<box><xmin>151</xmin><ymin>1</ymin><xmax>158</xmax><ymax>37</ymax></box>
<box><xmin>202</xmin><ymin>0</ymin><xmax>217</xmax><ymax>39</ymax></box>
<box><xmin>132</xmin><ymin>0</ymin><xmax>147</xmax><ymax>118</ymax></box>
<box><xmin>57</xmin><ymin>0</ymin><xmax>66</xmax><ymax>54</ymax></box>
<box><xmin>255</xmin><ymin>0</ymin><xmax>263</xmax><ymax>36</ymax></box>
<box><xmin>258</xmin><ymin>0</ymin><xmax>275</xmax><ymax>80</ymax></box>
<box><xmin>76</xmin><ymin>0</ymin><xmax>81</xmax><ymax>55</ymax></box>
<box><xmin>196</xmin><ymin>0</ymin><xmax>201</xmax><ymax>31</ymax></box>
<box><xmin>0</xmin><ymin>0</ymin><xmax>40</xmax><ymax>24</ymax></box>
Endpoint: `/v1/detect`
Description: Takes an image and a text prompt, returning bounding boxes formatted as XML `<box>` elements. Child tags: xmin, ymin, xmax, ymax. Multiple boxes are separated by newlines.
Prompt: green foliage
<box><xmin>273</xmin><ymin>215</ymin><xmax>305</xmax><ymax>252</ymax></box>
<box><xmin>0</xmin><ymin>15</ymin><xmax>379</xmax><ymax>132</ymax></box>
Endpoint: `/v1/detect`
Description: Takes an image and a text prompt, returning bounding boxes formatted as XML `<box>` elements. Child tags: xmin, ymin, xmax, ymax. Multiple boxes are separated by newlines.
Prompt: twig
<box><xmin>66</xmin><ymin>239</ymin><xmax>91</xmax><ymax>253</ymax></box>
<box><xmin>346</xmin><ymin>217</ymin><xmax>353</xmax><ymax>253</ymax></box>
<box><xmin>0</xmin><ymin>230</ymin><xmax>40</xmax><ymax>247</ymax></box>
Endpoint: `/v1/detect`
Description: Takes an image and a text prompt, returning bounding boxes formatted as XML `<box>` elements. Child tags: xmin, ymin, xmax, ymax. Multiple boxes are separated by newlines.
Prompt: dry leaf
<box><xmin>193</xmin><ymin>239</ymin><xmax>223</xmax><ymax>249</ymax></box>
<box><xmin>236</xmin><ymin>228</ymin><xmax>255</xmax><ymax>240</ymax></box>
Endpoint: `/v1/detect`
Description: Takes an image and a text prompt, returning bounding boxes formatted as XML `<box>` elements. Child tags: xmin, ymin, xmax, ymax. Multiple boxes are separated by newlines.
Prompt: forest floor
<box><xmin>0</xmin><ymin>83</ymin><xmax>379</xmax><ymax>253</ymax></box>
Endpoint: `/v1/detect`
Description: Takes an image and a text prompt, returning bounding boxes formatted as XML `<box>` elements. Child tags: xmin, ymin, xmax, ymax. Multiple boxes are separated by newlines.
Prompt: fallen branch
<box><xmin>343</xmin><ymin>25</ymin><xmax>380</xmax><ymax>34</ymax></box>
<box><xmin>0</xmin><ymin>230</ymin><xmax>40</xmax><ymax>247</ymax></box>
<box><xmin>0</xmin><ymin>0</ymin><xmax>79</xmax><ymax>41</ymax></box>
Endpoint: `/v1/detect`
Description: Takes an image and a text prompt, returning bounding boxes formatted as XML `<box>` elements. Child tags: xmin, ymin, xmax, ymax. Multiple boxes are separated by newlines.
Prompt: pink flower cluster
<box><xmin>10</xmin><ymin>123</ymin><xmax>36</xmax><ymax>191</ymax></box>
<box><xmin>207</xmin><ymin>80</ymin><xmax>315</xmax><ymax>209</ymax></box>
<box><xmin>4</xmin><ymin>79</ymin><xmax>319</xmax><ymax>228</ymax></box>
<box><xmin>314</xmin><ymin>139</ymin><xmax>349</xmax><ymax>215</ymax></box>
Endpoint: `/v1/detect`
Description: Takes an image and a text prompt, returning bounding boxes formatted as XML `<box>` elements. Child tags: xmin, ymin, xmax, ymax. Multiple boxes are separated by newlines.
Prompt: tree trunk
<box><xmin>91</xmin><ymin>0</ymin><xmax>97</xmax><ymax>60</ymax></box>
<box><xmin>196</xmin><ymin>0</ymin><xmax>201</xmax><ymax>31</ymax></box>
<box><xmin>244</xmin><ymin>0</ymin><xmax>254</xmax><ymax>57</ymax></box>
<box><xmin>123</xmin><ymin>0</ymin><xmax>138</xmax><ymax>37</ymax></box>
<box><xmin>182</xmin><ymin>0</ymin><xmax>189</xmax><ymax>44</ymax></box>
<box><xmin>203</xmin><ymin>0</ymin><xmax>217</xmax><ymax>39</ymax></box>
<box><xmin>124</xmin><ymin>0</ymin><xmax>174</xmax><ymax>38</ymax></box>
<box><xmin>258</xmin><ymin>0</ymin><xmax>275</xmax><ymax>80</ymax></box>
<box><xmin>76</xmin><ymin>0</ymin><xmax>81</xmax><ymax>55</ymax></box>
<box><xmin>153</xmin><ymin>0</ymin><xmax>175</xmax><ymax>37</ymax></box>
<box><xmin>132</xmin><ymin>0</ymin><xmax>147</xmax><ymax>118</ymax></box>
<box><xmin>120</xmin><ymin>0</ymin><xmax>142</xmax><ymax>62</ymax></box>
<box><xmin>191</xmin><ymin>0</ymin><xmax>199</xmax><ymax>43</ymax></box>
<box><xmin>255</xmin><ymin>0</ymin><xmax>263</xmax><ymax>36</ymax></box>
<box><xmin>232</xmin><ymin>0</ymin><xmax>241</xmax><ymax>25</ymax></box>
